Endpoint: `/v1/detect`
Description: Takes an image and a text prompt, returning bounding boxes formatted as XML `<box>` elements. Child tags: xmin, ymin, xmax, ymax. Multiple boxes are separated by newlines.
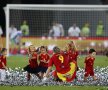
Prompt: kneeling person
<box><xmin>43</xmin><ymin>46</ymin><xmax>76</xmax><ymax>82</ymax></box>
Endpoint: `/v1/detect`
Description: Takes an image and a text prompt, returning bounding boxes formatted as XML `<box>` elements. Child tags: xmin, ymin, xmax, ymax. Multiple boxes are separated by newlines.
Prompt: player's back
<box><xmin>51</xmin><ymin>53</ymin><xmax>71</xmax><ymax>74</ymax></box>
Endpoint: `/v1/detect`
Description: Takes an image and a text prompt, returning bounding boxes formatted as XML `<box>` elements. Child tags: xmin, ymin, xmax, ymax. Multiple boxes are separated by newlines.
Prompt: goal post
<box><xmin>6</xmin><ymin>4</ymin><xmax>108</xmax><ymax>56</ymax></box>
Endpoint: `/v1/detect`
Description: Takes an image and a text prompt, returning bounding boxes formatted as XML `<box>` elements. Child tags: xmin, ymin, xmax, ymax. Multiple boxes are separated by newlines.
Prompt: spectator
<box><xmin>20</xmin><ymin>20</ymin><xmax>29</xmax><ymax>36</ymax></box>
<box><xmin>9</xmin><ymin>25</ymin><xmax>22</xmax><ymax>46</ymax></box>
<box><xmin>9</xmin><ymin>25</ymin><xmax>17</xmax><ymax>37</ymax></box>
<box><xmin>81</xmin><ymin>23</ymin><xmax>90</xmax><ymax>37</ymax></box>
<box><xmin>9</xmin><ymin>25</ymin><xmax>18</xmax><ymax>44</ymax></box>
<box><xmin>68</xmin><ymin>23</ymin><xmax>81</xmax><ymax>37</ymax></box>
<box><xmin>49</xmin><ymin>21</ymin><xmax>64</xmax><ymax>37</ymax></box>
<box><xmin>96</xmin><ymin>20</ymin><xmax>104</xmax><ymax>36</ymax></box>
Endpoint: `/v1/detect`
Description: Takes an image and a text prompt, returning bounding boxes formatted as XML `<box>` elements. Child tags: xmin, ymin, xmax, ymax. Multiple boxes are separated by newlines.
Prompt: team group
<box><xmin>0</xmin><ymin>41</ymin><xmax>97</xmax><ymax>82</ymax></box>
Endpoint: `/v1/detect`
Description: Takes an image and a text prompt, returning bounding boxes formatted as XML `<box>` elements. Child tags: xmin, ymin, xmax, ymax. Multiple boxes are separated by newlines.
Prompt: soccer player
<box><xmin>43</xmin><ymin>46</ymin><xmax>76</xmax><ymax>82</ymax></box>
<box><xmin>24</xmin><ymin>45</ymin><xmax>39</xmax><ymax>81</ymax></box>
<box><xmin>84</xmin><ymin>49</ymin><xmax>97</xmax><ymax>81</ymax></box>
<box><xmin>38</xmin><ymin>46</ymin><xmax>50</xmax><ymax>78</ymax></box>
<box><xmin>0</xmin><ymin>48</ymin><xmax>7</xmax><ymax>82</ymax></box>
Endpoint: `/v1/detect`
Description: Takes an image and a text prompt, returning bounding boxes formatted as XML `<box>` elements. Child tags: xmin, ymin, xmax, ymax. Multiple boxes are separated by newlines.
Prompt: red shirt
<box><xmin>84</xmin><ymin>56</ymin><xmax>95</xmax><ymax>69</ymax></box>
<box><xmin>0</xmin><ymin>55</ymin><xmax>7</xmax><ymax>69</ymax></box>
<box><xmin>29</xmin><ymin>52</ymin><xmax>38</xmax><ymax>68</ymax></box>
<box><xmin>39</xmin><ymin>53</ymin><xmax>50</xmax><ymax>67</ymax></box>
<box><xmin>67</xmin><ymin>49</ymin><xmax>79</xmax><ymax>62</ymax></box>
<box><xmin>48</xmin><ymin>53</ymin><xmax>71</xmax><ymax>74</ymax></box>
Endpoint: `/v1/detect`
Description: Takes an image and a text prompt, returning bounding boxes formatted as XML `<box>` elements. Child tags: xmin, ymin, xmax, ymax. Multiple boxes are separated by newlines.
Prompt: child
<box><xmin>24</xmin><ymin>45</ymin><xmax>39</xmax><ymax>81</ymax></box>
<box><xmin>84</xmin><ymin>49</ymin><xmax>97</xmax><ymax>81</ymax></box>
<box><xmin>0</xmin><ymin>48</ymin><xmax>7</xmax><ymax>82</ymax></box>
<box><xmin>38</xmin><ymin>46</ymin><xmax>50</xmax><ymax>78</ymax></box>
<box><xmin>66</xmin><ymin>41</ymin><xmax>79</xmax><ymax>62</ymax></box>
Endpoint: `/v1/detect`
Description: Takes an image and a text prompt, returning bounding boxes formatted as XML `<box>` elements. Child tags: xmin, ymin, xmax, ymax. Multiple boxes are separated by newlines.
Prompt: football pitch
<box><xmin>0</xmin><ymin>55</ymin><xmax>108</xmax><ymax>90</ymax></box>
<box><xmin>0</xmin><ymin>86</ymin><xmax>108</xmax><ymax>90</ymax></box>
<box><xmin>7</xmin><ymin>55</ymin><xmax>108</xmax><ymax>69</ymax></box>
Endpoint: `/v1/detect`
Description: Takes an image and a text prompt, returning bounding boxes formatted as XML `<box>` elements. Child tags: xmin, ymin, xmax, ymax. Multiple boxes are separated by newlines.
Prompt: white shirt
<box><xmin>50</xmin><ymin>24</ymin><xmax>64</xmax><ymax>37</ymax></box>
<box><xmin>0</xmin><ymin>27</ymin><xmax>3</xmax><ymax>36</ymax></box>
<box><xmin>52</xmin><ymin>25</ymin><xmax>61</xmax><ymax>37</ymax></box>
<box><xmin>9</xmin><ymin>27</ymin><xmax>17</xmax><ymax>39</ymax></box>
<box><xmin>68</xmin><ymin>27</ymin><xmax>81</xmax><ymax>37</ymax></box>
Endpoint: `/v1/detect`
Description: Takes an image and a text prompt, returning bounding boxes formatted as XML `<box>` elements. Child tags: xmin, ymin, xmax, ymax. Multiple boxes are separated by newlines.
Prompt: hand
<box><xmin>42</xmin><ymin>77</ymin><xmax>48</xmax><ymax>82</ymax></box>
<box><xmin>65</xmin><ymin>74</ymin><xmax>72</xmax><ymax>79</ymax></box>
<box><xmin>41</xmin><ymin>60</ymin><xmax>47</xmax><ymax>63</ymax></box>
<box><xmin>5</xmin><ymin>67</ymin><xmax>8</xmax><ymax>70</ymax></box>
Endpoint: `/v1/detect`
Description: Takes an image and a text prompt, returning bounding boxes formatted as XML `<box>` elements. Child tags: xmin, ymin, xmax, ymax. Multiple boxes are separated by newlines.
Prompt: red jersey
<box><xmin>0</xmin><ymin>55</ymin><xmax>7</xmax><ymax>69</ymax></box>
<box><xmin>48</xmin><ymin>53</ymin><xmax>71</xmax><ymax>74</ymax></box>
<box><xmin>39</xmin><ymin>53</ymin><xmax>50</xmax><ymax>67</ymax></box>
<box><xmin>29</xmin><ymin>52</ymin><xmax>38</xmax><ymax>68</ymax></box>
<box><xmin>67</xmin><ymin>49</ymin><xmax>79</xmax><ymax>62</ymax></box>
<box><xmin>84</xmin><ymin>56</ymin><xmax>95</xmax><ymax>69</ymax></box>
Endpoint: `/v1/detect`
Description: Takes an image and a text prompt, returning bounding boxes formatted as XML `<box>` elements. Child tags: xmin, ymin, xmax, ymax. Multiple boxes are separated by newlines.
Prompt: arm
<box><xmin>84</xmin><ymin>63</ymin><xmax>86</xmax><ymax>69</ymax></box>
<box><xmin>49</xmin><ymin>28</ymin><xmax>53</xmax><ymax>36</ymax></box>
<box><xmin>2</xmin><ymin>62</ymin><xmax>7</xmax><ymax>70</ymax></box>
<box><xmin>29</xmin><ymin>53</ymin><xmax>37</xmax><ymax>60</ymax></box>
<box><xmin>44</xmin><ymin>66</ymin><xmax>52</xmax><ymax>77</ymax></box>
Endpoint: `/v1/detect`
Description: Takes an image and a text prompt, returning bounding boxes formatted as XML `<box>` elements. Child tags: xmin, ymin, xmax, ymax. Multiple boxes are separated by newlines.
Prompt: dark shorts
<box><xmin>38</xmin><ymin>66</ymin><xmax>48</xmax><ymax>73</ymax></box>
<box><xmin>24</xmin><ymin>65</ymin><xmax>39</xmax><ymax>74</ymax></box>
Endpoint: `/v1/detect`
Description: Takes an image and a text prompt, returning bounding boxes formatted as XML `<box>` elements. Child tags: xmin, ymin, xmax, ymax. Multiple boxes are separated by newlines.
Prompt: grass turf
<box><xmin>0</xmin><ymin>86</ymin><xmax>108</xmax><ymax>90</ymax></box>
<box><xmin>2</xmin><ymin>55</ymin><xmax>108</xmax><ymax>90</ymax></box>
<box><xmin>7</xmin><ymin>55</ymin><xmax>108</xmax><ymax>69</ymax></box>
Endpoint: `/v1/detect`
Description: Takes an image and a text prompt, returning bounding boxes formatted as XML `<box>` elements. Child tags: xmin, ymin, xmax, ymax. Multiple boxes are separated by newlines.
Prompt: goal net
<box><xmin>6</xmin><ymin>5</ymin><xmax>108</xmax><ymax>56</ymax></box>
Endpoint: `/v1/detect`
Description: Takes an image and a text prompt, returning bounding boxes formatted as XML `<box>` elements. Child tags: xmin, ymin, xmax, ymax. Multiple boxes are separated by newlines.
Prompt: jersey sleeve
<box><xmin>48</xmin><ymin>57</ymin><xmax>54</xmax><ymax>67</ymax></box>
<box><xmin>84</xmin><ymin>56</ymin><xmax>90</xmax><ymax>63</ymax></box>
<box><xmin>84</xmin><ymin>57</ymin><xmax>87</xmax><ymax>63</ymax></box>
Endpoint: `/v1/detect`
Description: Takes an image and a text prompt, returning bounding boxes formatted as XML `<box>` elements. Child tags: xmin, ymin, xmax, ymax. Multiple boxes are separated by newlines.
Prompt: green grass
<box><xmin>0</xmin><ymin>86</ymin><xmax>108</xmax><ymax>90</ymax></box>
<box><xmin>4</xmin><ymin>55</ymin><xmax>108</xmax><ymax>90</ymax></box>
<box><xmin>7</xmin><ymin>55</ymin><xmax>108</xmax><ymax>69</ymax></box>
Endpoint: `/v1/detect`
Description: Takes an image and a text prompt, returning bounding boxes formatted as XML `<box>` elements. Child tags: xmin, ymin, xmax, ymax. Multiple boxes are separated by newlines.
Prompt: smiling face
<box><xmin>29</xmin><ymin>45</ymin><xmax>35</xmax><ymax>52</ymax></box>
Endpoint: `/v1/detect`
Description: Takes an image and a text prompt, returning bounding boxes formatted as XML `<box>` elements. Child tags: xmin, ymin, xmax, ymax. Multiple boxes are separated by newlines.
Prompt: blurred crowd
<box><xmin>7</xmin><ymin>20</ymin><xmax>105</xmax><ymax>39</ymax></box>
<box><xmin>0</xmin><ymin>20</ymin><xmax>107</xmax><ymax>55</ymax></box>
<box><xmin>48</xmin><ymin>21</ymin><xmax>104</xmax><ymax>37</ymax></box>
